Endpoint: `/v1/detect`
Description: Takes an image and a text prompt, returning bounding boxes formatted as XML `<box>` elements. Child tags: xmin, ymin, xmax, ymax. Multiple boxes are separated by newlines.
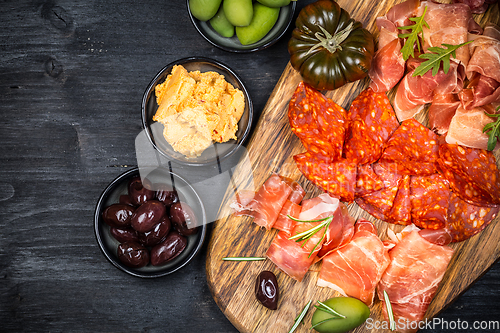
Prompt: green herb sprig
<box><xmin>310</xmin><ymin>300</ymin><xmax>346</xmax><ymax>330</ymax></box>
<box><xmin>383</xmin><ymin>290</ymin><xmax>396</xmax><ymax>331</ymax></box>
<box><xmin>288</xmin><ymin>215</ymin><xmax>333</xmax><ymax>258</ymax></box>
<box><xmin>398</xmin><ymin>6</ymin><xmax>429</xmax><ymax>61</ymax></box>
<box><xmin>288</xmin><ymin>300</ymin><xmax>312</xmax><ymax>333</ymax></box>
<box><xmin>412</xmin><ymin>41</ymin><xmax>471</xmax><ymax>77</ymax></box>
<box><xmin>483</xmin><ymin>106</ymin><xmax>500</xmax><ymax>151</ymax></box>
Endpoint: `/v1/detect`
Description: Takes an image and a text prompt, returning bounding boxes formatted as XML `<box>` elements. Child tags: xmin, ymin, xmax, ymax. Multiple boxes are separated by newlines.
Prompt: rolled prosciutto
<box><xmin>377</xmin><ymin>229</ymin><xmax>454</xmax><ymax>333</ymax></box>
<box><xmin>317</xmin><ymin>219</ymin><xmax>390</xmax><ymax>306</ymax></box>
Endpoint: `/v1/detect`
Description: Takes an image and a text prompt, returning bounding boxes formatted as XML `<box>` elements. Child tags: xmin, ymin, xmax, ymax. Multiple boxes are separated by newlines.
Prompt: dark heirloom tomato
<box><xmin>288</xmin><ymin>0</ymin><xmax>374</xmax><ymax>90</ymax></box>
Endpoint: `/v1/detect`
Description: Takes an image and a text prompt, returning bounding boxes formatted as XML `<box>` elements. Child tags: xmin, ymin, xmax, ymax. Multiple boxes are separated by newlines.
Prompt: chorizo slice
<box><xmin>294</xmin><ymin>152</ymin><xmax>357</xmax><ymax>203</ymax></box>
<box><xmin>355</xmin><ymin>164</ymin><xmax>385</xmax><ymax>197</ymax></box>
<box><xmin>438</xmin><ymin>144</ymin><xmax>500</xmax><ymax>207</ymax></box>
<box><xmin>446</xmin><ymin>192</ymin><xmax>500</xmax><ymax>242</ymax></box>
<box><xmin>288</xmin><ymin>82</ymin><xmax>347</xmax><ymax>162</ymax></box>
<box><xmin>343</xmin><ymin>88</ymin><xmax>399</xmax><ymax>164</ymax></box>
<box><xmin>380</xmin><ymin>118</ymin><xmax>439</xmax><ymax>175</ymax></box>
<box><xmin>386</xmin><ymin>175</ymin><xmax>412</xmax><ymax>226</ymax></box>
<box><xmin>410</xmin><ymin>174</ymin><xmax>451</xmax><ymax>230</ymax></box>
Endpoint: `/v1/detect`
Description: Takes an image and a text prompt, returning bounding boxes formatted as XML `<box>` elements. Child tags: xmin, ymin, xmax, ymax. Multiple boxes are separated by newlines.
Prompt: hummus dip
<box><xmin>153</xmin><ymin>65</ymin><xmax>245</xmax><ymax>158</ymax></box>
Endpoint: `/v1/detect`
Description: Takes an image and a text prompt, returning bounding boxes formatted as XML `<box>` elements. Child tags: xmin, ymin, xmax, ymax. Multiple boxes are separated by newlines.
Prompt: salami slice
<box><xmin>355</xmin><ymin>164</ymin><xmax>385</xmax><ymax>197</ymax></box>
<box><xmin>380</xmin><ymin>118</ymin><xmax>439</xmax><ymax>175</ymax></box>
<box><xmin>446</xmin><ymin>192</ymin><xmax>500</xmax><ymax>242</ymax></box>
<box><xmin>294</xmin><ymin>152</ymin><xmax>357</xmax><ymax>203</ymax></box>
<box><xmin>410</xmin><ymin>174</ymin><xmax>451</xmax><ymax>230</ymax></box>
<box><xmin>386</xmin><ymin>175</ymin><xmax>412</xmax><ymax>225</ymax></box>
<box><xmin>343</xmin><ymin>88</ymin><xmax>399</xmax><ymax>164</ymax></box>
<box><xmin>355</xmin><ymin>162</ymin><xmax>403</xmax><ymax>221</ymax></box>
<box><xmin>438</xmin><ymin>144</ymin><xmax>500</xmax><ymax>207</ymax></box>
<box><xmin>288</xmin><ymin>82</ymin><xmax>347</xmax><ymax>162</ymax></box>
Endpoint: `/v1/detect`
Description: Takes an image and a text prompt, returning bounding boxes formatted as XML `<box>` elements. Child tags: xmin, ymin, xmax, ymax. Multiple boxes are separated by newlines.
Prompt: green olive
<box><xmin>235</xmin><ymin>2</ymin><xmax>279</xmax><ymax>45</ymax></box>
<box><xmin>311</xmin><ymin>297</ymin><xmax>370</xmax><ymax>333</ymax></box>
<box><xmin>209</xmin><ymin>5</ymin><xmax>235</xmax><ymax>38</ymax></box>
<box><xmin>256</xmin><ymin>0</ymin><xmax>291</xmax><ymax>7</ymax></box>
<box><xmin>189</xmin><ymin>0</ymin><xmax>222</xmax><ymax>21</ymax></box>
<box><xmin>223</xmin><ymin>0</ymin><xmax>253</xmax><ymax>27</ymax></box>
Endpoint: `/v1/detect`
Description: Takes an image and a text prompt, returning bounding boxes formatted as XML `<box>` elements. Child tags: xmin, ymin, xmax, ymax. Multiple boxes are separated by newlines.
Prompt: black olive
<box><xmin>255</xmin><ymin>271</ymin><xmax>279</xmax><ymax>310</ymax></box>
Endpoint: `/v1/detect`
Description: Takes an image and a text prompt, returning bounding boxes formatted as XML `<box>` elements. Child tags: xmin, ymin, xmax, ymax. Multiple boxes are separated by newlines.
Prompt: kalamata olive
<box><xmin>255</xmin><ymin>271</ymin><xmax>279</xmax><ymax>310</ymax></box>
<box><xmin>138</xmin><ymin>215</ymin><xmax>171</xmax><ymax>247</ymax></box>
<box><xmin>150</xmin><ymin>231</ymin><xmax>187</xmax><ymax>266</ymax></box>
<box><xmin>128</xmin><ymin>176</ymin><xmax>155</xmax><ymax>206</ymax></box>
<box><xmin>169</xmin><ymin>202</ymin><xmax>199</xmax><ymax>236</ymax></box>
<box><xmin>110</xmin><ymin>226</ymin><xmax>139</xmax><ymax>243</ymax></box>
<box><xmin>311</xmin><ymin>297</ymin><xmax>370</xmax><ymax>333</ymax></box>
<box><xmin>102</xmin><ymin>204</ymin><xmax>135</xmax><ymax>228</ymax></box>
<box><xmin>130</xmin><ymin>200</ymin><xmax>166</xmax><ymax>233</ymax></box>
<box><xmin>117</xmin><ymin>241</ymin><xmax>150</xmax><ymax>268</ymax></box>
<box><xmin>156</xmin><ymin>185</ymin><xmax>179</xmax><ymax>206</ymax></box>
<box><xmin>119</xmin><ymin>194</ymin><xmax>136</xmax><ymax>207</ymax></box>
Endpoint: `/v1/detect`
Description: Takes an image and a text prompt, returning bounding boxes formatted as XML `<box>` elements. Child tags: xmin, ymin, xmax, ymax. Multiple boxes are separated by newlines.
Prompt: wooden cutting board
<box><xmin>206</xmin><ymin>1</ymin><xmax>500</xmax><ymax>332</ymax></box>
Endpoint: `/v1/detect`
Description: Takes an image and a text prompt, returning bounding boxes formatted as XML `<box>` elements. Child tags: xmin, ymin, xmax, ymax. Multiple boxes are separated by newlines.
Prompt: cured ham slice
<box><xmin>419</xmin><ymin>0</ymin><xmax>478</xmax><ymax>70</ymax></box>
<box><xmin>438</xmin><ymin>144</ymin><xmax>500</xmax><ymax>207</ymax></box>
<box><xmin>393</xmin><ymin>59</ymin><xmax>460</xmax><ymax>121</ymax></box>
<box><xmin>318</xmin><ymin>219</ymin><xmax>390</xmax><ymax>306</ymax></box>
<box><xmin>428</xmin><ymin>93</ymin><xmax>461</xmax><ymax>135</ymax></box>
<box><xmin>232</xmin><ymin>173</ymin><xmax>293</xmax><ymax>229</ymax></box>
<box><xmin>294</xmin><ymin>152</ymin><xmax>357</xmax><ymax>203</ymax></box>
<box><xmin>288</xmin><ymin>82</ymin><xmax>347</xmax><ymax>162</ymax></box>
<box><xmin>445</xmin><ymin>104</ymin><xmax>498</xmax><ymax>150</ymax></box>
<box><xmin>344</xmin><ymin>88</ymin><xmax>399</xmax><ymax>164</ymax></box>
<box><xmin>446</xmin><ymin>192</ymin><xmax>500</xmax><ymax>242</ymax></box>
<box><xmin>368</xmin><ymin>18</ymin><xmax>405</xmax><ymax>92</ymax></box>
<box><xmin>463</xmin><ymin>24</ymin><xmax>500</xmax><ymax>109</ymax></box>
<box><xmin>267</xmin><ymin>194</ymin><xmax>342</xmax><ymax>281</ymax></box>
<box><xmin>378</xmin><ymin>229</ymin><xmax>454</xmax><ymax>333</ymax></box>
<box><xmin>380</xmin><ymin>118</ymin><xmax>439</xmax><ymax>176</ymax></box>
<box><xmin>273</xmin><ymin>179</ymin><xmax>306</xmax><ymax>235</ymax></box>
<box><xmin>386</xmin><ymin>0</ymin><xmax>420</xmax><ymax>27</ymax></box>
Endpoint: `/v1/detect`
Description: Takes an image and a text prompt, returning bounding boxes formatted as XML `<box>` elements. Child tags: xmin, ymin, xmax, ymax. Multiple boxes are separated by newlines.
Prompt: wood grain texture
<box><xmin>206</xmin><ymin>1</ymin><xmax>500</xmax><ymax>332</ymax></box>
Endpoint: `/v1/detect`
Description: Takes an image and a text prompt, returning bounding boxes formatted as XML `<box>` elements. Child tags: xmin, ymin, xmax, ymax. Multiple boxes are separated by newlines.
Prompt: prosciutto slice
<box><xmin>317</xmin><ymin>219</ymin><xmax>390</xmax><ymax>306</ymax></box>
<box><xmin>273</xmin><ymin>179</ymin><xmax>306</xmax><ymax>235</ymax></box>
<box><xmin>232</xmin><ymin>173</ymin><xmax>292</xmax><ymax>229</ymax></box>
<box><xmin>368</xmin><ymin>18</ymin><xmax>405</xmax><ymax>92</ymax></box>
<box><xmin>463</xmin><ymin>24</ymin><xmax>500</xmax><ymax>109</ymax></box>
<box><xmin>266</xmin><ymin>193</ymin><xmax>342</xmax><ymax>281</ymax></box>
<box><xmin>428</xmin><ymin>93</ymin><xmax>461</xmax><ymax>135</ymax></box>
<box><xmin>377</xmin><ymin>229</ymin><xmax>454</xmax><ymax>333</ymax></box>
<box><xmin>445</xmin><ymin>104</ymin><xmax>499</xmax><ymax>150</ymax></box>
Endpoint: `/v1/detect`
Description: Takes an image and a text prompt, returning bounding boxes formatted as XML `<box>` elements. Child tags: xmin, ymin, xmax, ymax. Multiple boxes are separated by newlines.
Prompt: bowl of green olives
<box><xmin>187</xmin><ymin>0</ymin><xmax>297</xmax><ymax>52</ymax></box>
<box><xmin>94</xmin><ymin>167</ymin><xmax>207</xmax><ymax>278</ymax></box>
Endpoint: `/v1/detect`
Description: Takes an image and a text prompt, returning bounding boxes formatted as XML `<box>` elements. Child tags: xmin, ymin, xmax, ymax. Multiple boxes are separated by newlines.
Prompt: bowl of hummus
<box><xmin>141</xmin><ymin>57</ymin><xmax>253</xmax><ymax>166</ymax></box>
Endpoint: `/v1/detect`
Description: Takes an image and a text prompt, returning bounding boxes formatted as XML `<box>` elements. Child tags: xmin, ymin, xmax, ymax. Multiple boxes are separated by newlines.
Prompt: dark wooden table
<box><xmin>1</xmin><ymin>1</ymin><xmax>499</xmax><ymax>332</ymax></box>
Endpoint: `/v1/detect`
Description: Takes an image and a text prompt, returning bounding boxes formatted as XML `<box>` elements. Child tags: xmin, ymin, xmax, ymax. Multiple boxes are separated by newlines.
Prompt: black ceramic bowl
<box><xmin>187</xmin><ymin>0</ymin><xmax>296</xmax><ymax>53</ymax></box>
<box><xmin>141</xmin><ymin>57</ymin><xmax>253</xmax><ymax>166</ymax></box>
<box><xmin>94</xmin><ymin>167</ymin><xmax>207</xmax><ymax>278</ymax></box>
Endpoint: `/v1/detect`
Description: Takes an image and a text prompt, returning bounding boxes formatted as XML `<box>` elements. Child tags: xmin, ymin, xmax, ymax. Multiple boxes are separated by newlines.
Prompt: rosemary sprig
<box><xmin>413</xmin><ymin>41</ymin><xmax>471</xmax><ymax>77</ymax></box>
<box><xmin>398</xmin><ymin>6</ymin><xmax>429</xmax><ymax>61</ymax></box>
<box><xmin>221</xmin><ymin>257</ymin><xmax>266</xmax><ymax>261</ymax></box>
<box><xmin>288</xmin><ymin>300</ymin><xmax>312</xmax><ymax>333</ymax></box>
<box><xmin>288</xmin><ymin>215</ymin><xmax>333</xmax><ymax>258</ymax></box>
<box><xmin>482</xmin><ymin>106</ymin><xmax>500</xmax><ymax>151</ymax></box>
<box><xmin>383</xmin><ymin>290</ymin><xmax>396</xmax><ymax>331</ymax></box>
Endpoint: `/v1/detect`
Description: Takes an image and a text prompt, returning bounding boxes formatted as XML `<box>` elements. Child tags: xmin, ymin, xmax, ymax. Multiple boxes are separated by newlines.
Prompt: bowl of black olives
<box><xmin>94</xmin><ymin>167</ymin><xmax>207</xmax><ymax>278</ymax></box>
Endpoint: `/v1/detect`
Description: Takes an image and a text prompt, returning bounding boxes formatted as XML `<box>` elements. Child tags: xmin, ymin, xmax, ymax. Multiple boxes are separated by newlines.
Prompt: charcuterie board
<box><xmin>206</xmin><ymin>1</ymin><xmax>500</xmax><ymax>332</ymax></box>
